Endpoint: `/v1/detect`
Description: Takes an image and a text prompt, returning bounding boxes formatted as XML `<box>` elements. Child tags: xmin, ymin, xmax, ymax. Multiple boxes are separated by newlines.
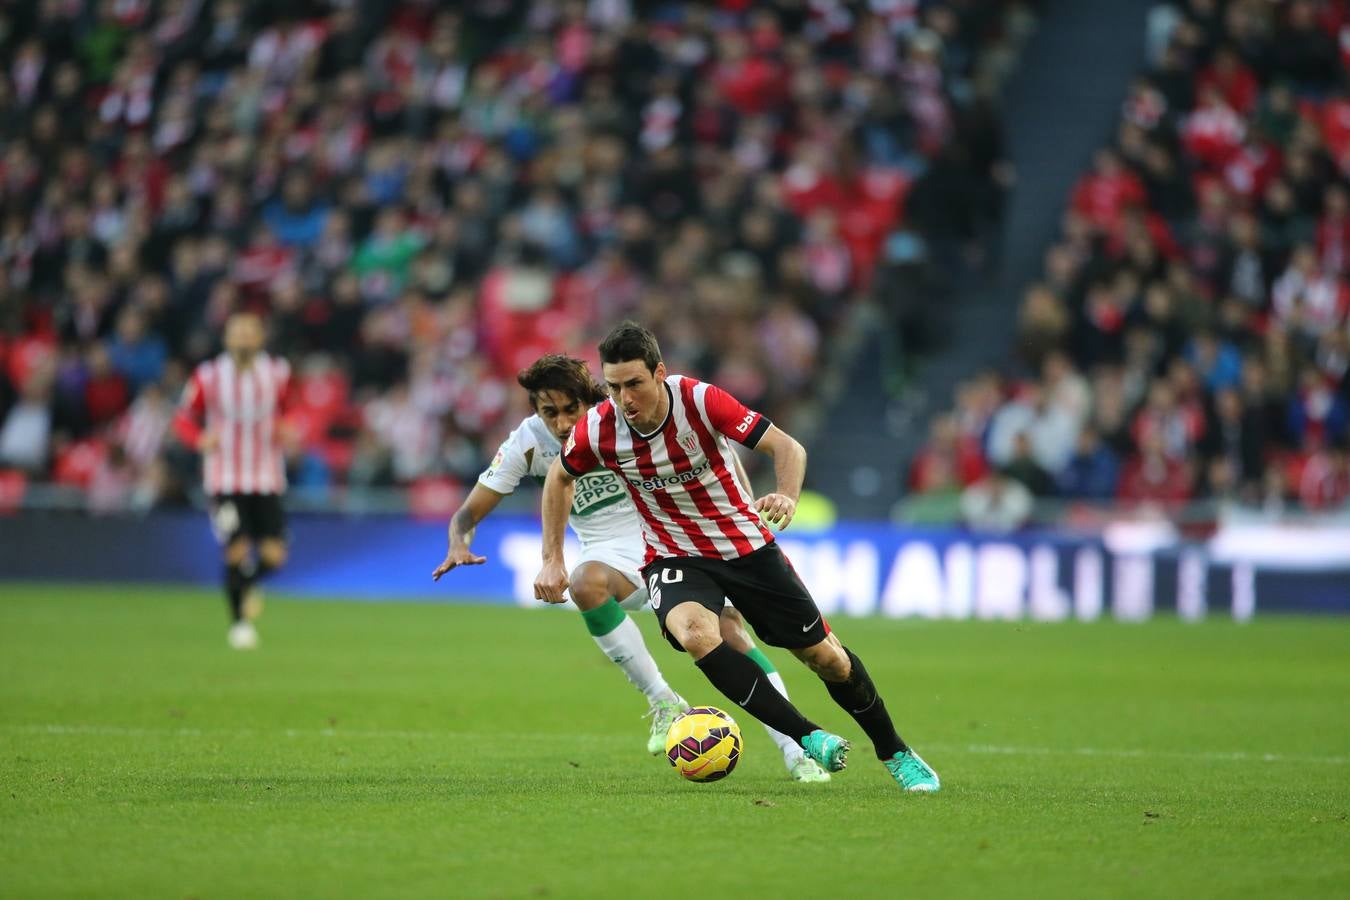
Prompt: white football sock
<box><xmin>592</xmin><ymin>615</ymin><xmax>680</xmax><ymax>706</ymax></box>
<box><xmin>764</xmin><ymin>670</ymin><xmax>807</xmax><ymax>764</ymax></box>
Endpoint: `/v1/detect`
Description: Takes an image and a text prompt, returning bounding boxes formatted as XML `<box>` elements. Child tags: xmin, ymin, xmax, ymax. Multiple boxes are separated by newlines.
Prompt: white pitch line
<box><xmin>4</xmin><ymin>723</ymin><xmax>1348</xmax><ymax>766</ymax></box>
<box><xmin>934</xmin><ymin>742</ymin><xmax>1350</xmax><ymax>767</ymax></box>
<box><xmin>1</xmin><ymin>723</ymin><xmax>589</xmax><ymax>743</ymax></box>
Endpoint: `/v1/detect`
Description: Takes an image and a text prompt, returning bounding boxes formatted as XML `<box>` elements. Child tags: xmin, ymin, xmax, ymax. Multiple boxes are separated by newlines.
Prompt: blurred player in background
<box><xmin>535</xmin><ymin>323</ymin><xmax>940</xmax><ymax>792</ymax></box>
<box><xmin>173</xmin><ymin>312</ymin><xmax>295</xmax><ymax>650</ymax></box>
<box><xmin>435</xmin><ymin>354</ymin><xmax>829</xmax><ymax>781</ymax></box>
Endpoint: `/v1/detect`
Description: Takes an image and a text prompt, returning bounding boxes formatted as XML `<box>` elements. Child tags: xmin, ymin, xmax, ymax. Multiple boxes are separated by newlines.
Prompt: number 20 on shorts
<box><xmin>646</xmin><ymin>569</ymin><xmax>684</xmax><ymax>609</ymax></box>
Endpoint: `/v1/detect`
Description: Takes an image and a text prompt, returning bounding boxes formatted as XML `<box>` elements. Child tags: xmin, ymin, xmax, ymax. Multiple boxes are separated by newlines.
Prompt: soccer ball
<box><xmin>664</xmin><ymin>707</ymin><xmax>742</xmax><ymax>783</ymax></box>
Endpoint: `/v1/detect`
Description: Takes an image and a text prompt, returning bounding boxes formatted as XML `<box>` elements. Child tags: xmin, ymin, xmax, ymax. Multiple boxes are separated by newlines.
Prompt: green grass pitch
<box><xmin>1</xmin><ymin>584</ymin><xmax>1347</xmax><ymax>899</ymax></box>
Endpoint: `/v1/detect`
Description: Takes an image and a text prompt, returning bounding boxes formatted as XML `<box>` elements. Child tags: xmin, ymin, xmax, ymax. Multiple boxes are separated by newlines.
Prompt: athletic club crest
<box><xmin>677</xmin><ymin>431</ymin><xmax>699</xmax><ymax>454</ymax></box>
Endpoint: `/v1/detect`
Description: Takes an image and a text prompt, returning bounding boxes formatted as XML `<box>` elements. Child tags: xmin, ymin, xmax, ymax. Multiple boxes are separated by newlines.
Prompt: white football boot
<box><xmin>227</xmin><ymin>621</ymin><xmax>259</xmax><ymax>650</ymax></box>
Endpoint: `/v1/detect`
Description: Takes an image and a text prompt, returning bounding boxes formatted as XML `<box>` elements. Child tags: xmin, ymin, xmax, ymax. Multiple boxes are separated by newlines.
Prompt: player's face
<box><xmin>534</xmin><ymin>389</ymin><xmax>588</xmax><ymax>441</ymax></box>
<box><xmin>224</xmin><ymin>315</ymin><xmax>264</xmax><ymax>361</ymax></box>
<box><xmin>602</xmin><ymin>359</ymin><xmax>667</xmax><ymax>431</ymax></box>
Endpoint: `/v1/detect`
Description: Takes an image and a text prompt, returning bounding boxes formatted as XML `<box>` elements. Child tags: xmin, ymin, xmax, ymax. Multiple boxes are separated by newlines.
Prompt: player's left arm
<box><xmin>730</xmin><ymin>446</ymin><xmax>753</xmax><ymax>495</ymax></box>
<box><xmin>700</xmin><ymin>382</ymin><xmax>802</xmax><ymax>529</ymax></box>
<box><xmin>274</xmin><ymin>363</ymin><xmax>303</xmax><ymax>453</ymax></box>
<box><xmin>750</xmin><ymin>425</ymin><xmax>806</xmax><ymax>529</ymax></box>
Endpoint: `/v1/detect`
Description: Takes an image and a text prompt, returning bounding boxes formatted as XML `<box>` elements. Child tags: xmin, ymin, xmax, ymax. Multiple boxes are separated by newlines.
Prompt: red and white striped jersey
<box><xmin>560</xmin><ymin>374</ymin><xmax>775</xmax><ymax>565</ymax></box>
<box><xmin>173</xmin><ymin>353</ymin><xmax>293</xmax><ymax>496</ymax></box>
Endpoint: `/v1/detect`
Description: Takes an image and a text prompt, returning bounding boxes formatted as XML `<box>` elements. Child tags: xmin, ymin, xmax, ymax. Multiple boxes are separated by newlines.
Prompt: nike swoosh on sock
<box><xmin>738</xmin><ymin>680</ymin><xmax>758</xmax><ymax>707</ymax></box>
<box><xmin>851</xmin><ymin>697</ymin><xmax>878</xmax><ymax>715</ymax></box>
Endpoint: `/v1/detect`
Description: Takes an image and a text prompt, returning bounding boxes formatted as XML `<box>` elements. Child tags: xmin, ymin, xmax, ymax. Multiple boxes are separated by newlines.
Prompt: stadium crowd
<box><xmin>0</xmin><ymin>0</ymin><xmax>1031</xmax><ymax>513</ymax></box>
<box><xmin>905</xmin><ymin>0</ymin><xmax>1350</xmax><ymax>529</ymax></box>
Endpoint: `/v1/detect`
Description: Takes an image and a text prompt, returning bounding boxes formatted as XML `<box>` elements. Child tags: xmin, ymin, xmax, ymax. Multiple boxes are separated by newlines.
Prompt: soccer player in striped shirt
<box><xmin>534</xmin><ymin>322</ymin><xmax>940</xmax><ymax>792</ymax></box>
<box><xmin>173</xmin><ymin>312</ymin><xmax>295</xmax><ymax>650</ymax></box>
<box><xmin>433</xmin><ymin>355</ymin><xmax>829</xmax><ymax>781</ymax></box>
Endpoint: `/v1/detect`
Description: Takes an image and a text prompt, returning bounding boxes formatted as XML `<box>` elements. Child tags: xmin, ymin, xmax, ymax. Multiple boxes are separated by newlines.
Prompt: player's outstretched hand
<box><xmin>432</xmin><ymin>547</ymin><xmax>488</xmax><ymax>581</ymax></box>
<box><xmin>754</xmin><ymin>493</ymin><xmax>797</xmax><ymax>530</ymax></box>
<box><xmin>533</xmin><ymin>559</ymin><xmax>569</xmax><ymax>604</ymax></box>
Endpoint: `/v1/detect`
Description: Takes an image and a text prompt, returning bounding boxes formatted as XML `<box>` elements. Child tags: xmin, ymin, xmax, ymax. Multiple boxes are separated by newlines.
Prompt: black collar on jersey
<box><xmin>629</xmin><ymin>383</ymin><xmax>674</xmax><ymax>442</ymax></box>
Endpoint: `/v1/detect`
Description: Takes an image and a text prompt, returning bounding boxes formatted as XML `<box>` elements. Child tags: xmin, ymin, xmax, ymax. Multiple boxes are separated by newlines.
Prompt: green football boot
<box><xmin>788</xmin><ymin>755</ymin><xmax>832</xmax><ymax>783</ymax></box>
<box><xmin>800</xmin><ymin>729</ymin><xmax>851</xmax><ymax>772</ymax></box>
<box><xmin>645</xmin><ymin>698</ymin><xmax>687</xmax><ymax>755</ymax></box>
<box><xmin>884</xmin><ymin>749</ymin><xmax>940</xmax><ymax>793</ymax></box>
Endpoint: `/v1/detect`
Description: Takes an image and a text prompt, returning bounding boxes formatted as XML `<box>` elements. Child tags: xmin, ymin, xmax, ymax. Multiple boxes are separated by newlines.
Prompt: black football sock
<box><xmin>223</xmin><ymin>563</ymin><xmax>247</xmax><ymax>622</ymax></box>
<box><xmin>695</xmin><ymin>643</ymin><xmax>820</xmax><ymax>742</ymax></box>
<box><xmin>824</xmin><ymin>648</ymin><xmax>908</xmax><ymax>759</ymax></box>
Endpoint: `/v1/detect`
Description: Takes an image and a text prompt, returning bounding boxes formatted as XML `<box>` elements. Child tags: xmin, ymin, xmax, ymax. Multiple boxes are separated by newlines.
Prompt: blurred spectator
<box><xmin>1017</xmin><ymin>284</ymin><xmax>1071</xmax><ymax>371</ymax></box>
<box><xmin>960</xmin><ymin>468</ymin><xmax>1034</xmax><ymax>534</ymax></box>
<box><xmin>1287</xmin><ymin>368</ymin><xmax>1348</xmax><ymax>447</ymax></box>
<box><xmin>986</xmin><ymin>382</ymin><xmax>1077</xmax><ymax>474</ymax></box>
<box><xmin>1272</xmin><ymin>245</ymin><xmax>1349</xmax><ymax>341</ymax></box>
<box><xmin>114</xmin><ymin>382</ymin><xmax>173</xmax><ymax>478</ymax></box>
<box><xmin>1198</xmin><ymin>455</ymin><xmax>1242</xmax><ymax>506</ymax></box>
<box><xmin>106</xmin><ymin>307</ymin><xmax>167</xmax><ymax>393</ymax></box>
<box><xmin>1294</xmin><ymin>439</ymin><xmax>1350</xmax><ymax>510</ymax></box>
<box><xmin>908</xmin><ymin>413</ymin><xmax>987</xmax><ymax>490</ymax></box>
<box><xmin>263</xmin><ymin>172</ymin><xmax>331</xmax><ymax>250</ymax></box>
<box><xmin>1200</xmin><ymin>386</ymin><xmax>1264</xmax><ymax>493</ymax></box>
<box><xmin>83</xmin><ymin>343</ymin><xmax>129</xmax><ymax>429</ymax></box>
<box><xmin>894</xmin><ymin>454</ymin><xmax>964</xmax><ymax>525</ymax></box>
<box><xmin>1042</xmin><ymin>350</ymin><xmax>1091</xmax><ymax>425</ymax></box>
<box><xmin>1071</xmin><ymin>149</ymin><xmax>1146</xmax><ymax>230</ymax></box>
<box><xmin>352</xmin><ymin>208</ymin><xmax>425</xmax><ymax>304</ymax></box>
<box><xmin>1186</xmin><ymin>329</ymin><xmax>1242</xmax><ymax>392</ymax></box>
<box><xmin>1269</xmin><ymin>0</ymin><xmax>1339</xmax><ymax>91</ymax></box>
<box><xmin>1118</xmin><ymin>431</ymin><xmax>1193</xmax><ymax>508</ymax></box>
<box><xmin>1058</xmin><ymin>426</ymin><xmax>1121</xmax><ymax>500</ymax></box>
<box><xmin>88</xmin><ymin>444</ymin><xmax>137</xmax><ymax>514</ymax></box>
<box><xmin>1003</xmin><ymin>431</ymin><xmax>1055</xmax><ymax>497</ymax></box>
<box><xmin>0</xmin><ymin>366</ymin><xmax>55</xmax><ymax>472</ymax></box>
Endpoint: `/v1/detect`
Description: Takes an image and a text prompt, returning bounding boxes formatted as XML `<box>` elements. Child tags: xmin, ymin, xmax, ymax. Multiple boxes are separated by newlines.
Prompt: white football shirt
<box><xmin>479</xmin><ymin>413</ymin><xmax>635</xmax><ymax>545</ymax></box>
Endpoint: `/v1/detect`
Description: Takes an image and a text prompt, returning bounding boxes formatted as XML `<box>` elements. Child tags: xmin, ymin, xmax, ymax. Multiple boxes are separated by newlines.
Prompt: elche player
<box><xmin>534</xmin><ymin>322</ymin><xmax>940</xmax><ymax>792</ymax></box>
<box><xmin>173</xmin><ymin>312</ymin><xmax>295</xmax><ymax>650</ymax></box>
<box><xmin>433</xmin><ymin>355</ymin><xmax>829</xmax><ymax>782</ymax></box>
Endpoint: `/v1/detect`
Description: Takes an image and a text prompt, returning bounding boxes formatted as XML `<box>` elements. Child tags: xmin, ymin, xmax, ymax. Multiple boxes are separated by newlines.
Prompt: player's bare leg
<box><xmin>791</xmin><ymin>633</ymin><xmax>939</xmax><ymax>792</ymax></box>
<box><xmin>241</xmin><ymin>538</ymin><xmax>287</xmax><ymax>622</ymax></box>
<box><xmin>224</xmin><ymin>537</ymin><xmax>258</xmax><ymax>650</ymax></box>
<box><xmin>240</xmin><ymin>538</ymin><xmax>287</xmax><ymax>622</ymax></box>
<box><xmin>719</xmin><ymin>608</ymin><xmax>829</xmax><ymax>782</ymax></box>
<box><xmin>662</xmin><ymin>601</ymin><xmax>848</xmax><ymax>771</ymax></box>
<box><xmin>568</xmin><ymin>561</ymin><xmax>685</xmax><ymax>754</ymax></box>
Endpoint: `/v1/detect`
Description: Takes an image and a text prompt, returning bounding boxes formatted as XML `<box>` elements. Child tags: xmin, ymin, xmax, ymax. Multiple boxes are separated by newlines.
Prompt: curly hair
<box><xmin>517</xmin><ymin>354</ymin><xmax>608</xmax><ymax>408</ymax></box>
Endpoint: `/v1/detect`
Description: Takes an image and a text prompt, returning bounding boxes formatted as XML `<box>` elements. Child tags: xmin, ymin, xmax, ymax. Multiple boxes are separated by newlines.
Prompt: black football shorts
<box><xmin>208</xmin><ymin>493</ymin><xmax>288</xmax><ymax>545</ymax></box>
<box><xmin>642</xmin><ymin>542</ymin><xmax>830</xmax><ymax>652</ymax></box>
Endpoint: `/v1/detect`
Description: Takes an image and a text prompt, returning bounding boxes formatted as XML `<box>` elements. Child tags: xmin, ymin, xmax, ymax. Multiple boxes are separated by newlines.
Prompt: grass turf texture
<box><xmin>1</xmin><ymin>585</ymin><xmax>1347</xmax><ymax>899</ymax></box>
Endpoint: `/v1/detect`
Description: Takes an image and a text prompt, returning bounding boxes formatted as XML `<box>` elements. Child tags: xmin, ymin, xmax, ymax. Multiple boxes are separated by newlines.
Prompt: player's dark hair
<box><xmin>517</xmin><ymin>355</ymin><xmax>607</xmax><ymax>409</ymax></box>
<box><xmin>598</xmin><ymin>321</ymin><xmax>663</xmax><ymax>373</ymax></box>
